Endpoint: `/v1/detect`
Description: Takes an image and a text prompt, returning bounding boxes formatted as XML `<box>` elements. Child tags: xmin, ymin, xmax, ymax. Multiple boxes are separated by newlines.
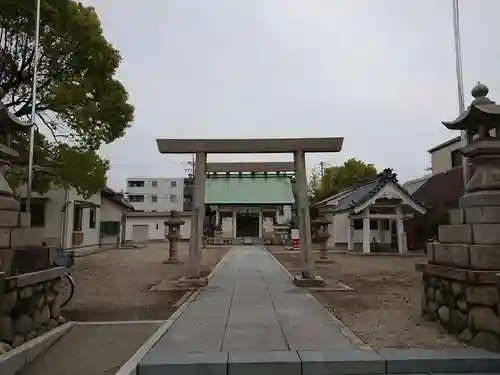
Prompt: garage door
<box><xmin>132</xmin><ymin>225</ymin><xmax>149</xmax><ymax>243</ymax></box>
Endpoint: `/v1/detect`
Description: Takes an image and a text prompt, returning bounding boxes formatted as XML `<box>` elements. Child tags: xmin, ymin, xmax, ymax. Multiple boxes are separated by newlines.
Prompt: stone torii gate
<box><xmin>156</xmin><ymin>137</ymin><xmax>343</xmax><ymax>285</ymax></box>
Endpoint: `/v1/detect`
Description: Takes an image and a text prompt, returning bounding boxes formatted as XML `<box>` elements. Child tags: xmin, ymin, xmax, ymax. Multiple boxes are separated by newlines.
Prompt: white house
<box><xmin>313</xmin><ymin>169</ymin><xmax>426</xmax><ymax>254</ymax></box>
<box><xmin>100</xmin><ymin>187</ymin><xmax>135</xmax><ymax>245</ymax></box>
<box><xmin>18</xmin><ymin>185</ymin><xmax>132</xmax><ymax>250</ymax></box>
<box><xmin>125</xmin><ymin>211</ymin><xmax>192</xmax><ymax>243</ymax></box>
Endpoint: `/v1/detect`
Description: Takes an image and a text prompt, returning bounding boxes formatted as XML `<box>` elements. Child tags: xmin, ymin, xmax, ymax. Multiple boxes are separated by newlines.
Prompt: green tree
<box><xmin>310</xmin><ymin>158</ymin><xmax>378</xmax><ymax>202</ymax></box>
<box><xmin>0</xmin><ymin>0</ymin><xmax>134</xmax><ymax>198</ymax></box>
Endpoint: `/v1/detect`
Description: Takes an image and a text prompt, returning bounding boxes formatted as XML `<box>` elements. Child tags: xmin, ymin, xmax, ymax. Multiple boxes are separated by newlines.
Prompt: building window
<box><xmin>451</xmin><ymin>149</ymin><xmax>463</xmax><ymax>168</ymax></box>
<box><xmin>20</xmin><ymin>201</ymin><xmax>45</xmax><ymax>227</ymax></box>
<box><xmin>151</xmin><ymin>195</ymin><xmax>158</xmax><ymax>202</ymax></box>
<box><xmin>170</xmin><ymin>194</ymin><xmax>177</xmax><ymax>202</ymax></box>
<box><xmin>100</xmin><ymin>221</ymin><xmax>120</xmax><ymax>235</ymax></box>
<box><xmin>151</xmin><ymin>180</ymin><xmax>158</xmax><ymax>187</ymax></box>
<box><xmin>128</xmin><ymin>195</ymin><xmax>144</xmax><ymax>202</ymax></box>
<box><xmin>353</xmin><ymin>219</ymin><xmax>363</xmax><ymax>230</ymax></box>
<box><xmin>381</xmin><ymin>219</ymin><xmax>390</xmax><ymax>230</ymax></box>
<box><xmin>127</xmin><ymin>180</ymin><xmax>144</xmax><ymax>188</ymax></box>
<box><xmin>73</xmin><ymin>205</ymin><xmax>83</xmax><ymax>231</ymax></box>
<box><xmin>89</xmin><ymin>208</ymin><xmax>96</xmax><ymax>229</ymax></box>
<box><xmin>370</xmin><ymin>219</ymin><xmax>378</xmax><ymax>230</ymax></box>
<box><xmin>170</xmin><ymin>180</ymin><xmax>177</xmax><ymax>188</ymax></box>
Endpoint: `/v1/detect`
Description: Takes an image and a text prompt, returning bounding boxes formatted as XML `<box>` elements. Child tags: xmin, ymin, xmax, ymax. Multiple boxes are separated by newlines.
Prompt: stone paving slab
<box><xmin>228</xmin><ymin>351</ymin><xmax>301</xmax><ymax>375</ymax></box>
<box><xmin>139</xmin><ymin>352</ymin><xmax>228</xmax><ymax>375</ymax></box>
<box><xmin>298</xmin><ymin>349</ymin><xmax>386</xmax><ymax>375</ymax></box>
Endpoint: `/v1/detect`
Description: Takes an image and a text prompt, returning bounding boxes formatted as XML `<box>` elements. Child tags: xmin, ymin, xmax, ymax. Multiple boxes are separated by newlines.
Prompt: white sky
<box><xmin>85</xmin><ymin>0</ymin><xmax>500</xmax><ymax>191</ymax></box>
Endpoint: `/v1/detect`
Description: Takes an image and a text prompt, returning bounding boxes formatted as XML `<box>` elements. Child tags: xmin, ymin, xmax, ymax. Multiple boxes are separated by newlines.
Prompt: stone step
<box><xmin>438</xmin><ymin>225</ymin><xmax>472</xmax><ymax>244</ymax></box>
<box><xmin>427</xmin><ymin>242</ymin><xmax>500</xmax><ymax>270</ymax></box>
<box><xmin>449</xmin><ymin>207</ymin><xmax>500</xmax><ymax>225</ymax></box>
<box><xmin>438</xmin><ymin>223</ymin><xmax>500</xmax><ymax>245</ymax></box>
<box><xmin>138</xmin><ymin>348</ymin><xmax>500</xmax><ymax>375</ymax></box>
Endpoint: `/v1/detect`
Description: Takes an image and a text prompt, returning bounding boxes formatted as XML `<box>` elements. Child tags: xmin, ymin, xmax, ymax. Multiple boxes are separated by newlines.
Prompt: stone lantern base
<box><xmin>315</xmin><ymin>258</ymin><xmax>335</xmax><ymax>264</ymax></box>
<box><xmin>164</xmin><ymin>258</ymin><xmax>182</xmax><ymax>264</ymax></box>
<box><xmin>176</xmin><ymin>276</ymin><xmax>208</xmax><ymax>289</ymax></box>
<box><xmin>416</xmin><ymin>203</ymin><xmax>500</xmax><ymax>352</ymax></box>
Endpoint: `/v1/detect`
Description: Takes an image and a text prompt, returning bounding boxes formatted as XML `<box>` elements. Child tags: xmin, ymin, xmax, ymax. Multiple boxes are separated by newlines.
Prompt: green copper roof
<box><xmin>205</xmin><ymin>176</ymin><xmax>295</xmax><ymax>205</ymax></box>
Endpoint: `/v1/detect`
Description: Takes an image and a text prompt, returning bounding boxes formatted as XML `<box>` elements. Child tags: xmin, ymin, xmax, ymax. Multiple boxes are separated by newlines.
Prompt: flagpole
<box><xmin>452</xmin><ymin>0</ymin><xmax>468</xmax><ymax>186</ymax></box>
<box><xmin>26</xmin><ymin>0</ymin><xmax>42</xmax><ymax>213</ymax></box>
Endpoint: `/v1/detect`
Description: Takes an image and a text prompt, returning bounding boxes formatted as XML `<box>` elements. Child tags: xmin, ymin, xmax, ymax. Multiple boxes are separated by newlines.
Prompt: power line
<box><xmin>319</xmin><ymin>161</ymin><xmax>325</xmax><ymax>179</ymax></box>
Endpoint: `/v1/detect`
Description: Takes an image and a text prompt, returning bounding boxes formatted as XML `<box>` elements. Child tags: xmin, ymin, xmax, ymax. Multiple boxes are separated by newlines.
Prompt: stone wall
<box><xmin>0</xmin><ymin>269</ymin><xmax>66</xmax><ymax>355</ymax></box>
<box><xmin>421</xmin><ymin>273</ymin><xmax>500</xmax><ymax>351</ymax></box>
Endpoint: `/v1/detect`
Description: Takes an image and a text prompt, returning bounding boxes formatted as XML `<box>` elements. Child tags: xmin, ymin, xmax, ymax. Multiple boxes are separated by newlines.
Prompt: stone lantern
<box><xmin>164</xmin><ymin>210</ymin><xmax>184</xmax><ymax>264</ymax></box>
<box><xmin>312</xmin><ymin>216</ymin><xmax>332</xmax><ymax>262</ymax></box>
<box><xmin>0</xmin><ymin>100</ymin><xmax>30</xmax><ymax>211</ymax></box>
<box><xmin>416</xmin><ymin>82</ymin><xmax>500</xmax><ymax>351</ymax></box>
<box><xmin>214</xmin><ymin>223</ymin><xmax>223</xmax><ymax>245</ymax></box>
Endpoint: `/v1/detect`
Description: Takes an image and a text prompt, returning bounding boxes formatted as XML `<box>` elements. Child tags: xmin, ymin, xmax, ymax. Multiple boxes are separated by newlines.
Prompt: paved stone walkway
<box><xmin>139</xmin><ymin>246</ymin><xmax>500</xmax><ymax>375</ymax></box>
<box><xmin>153</xmin><ymin>246</ymin><xmax>357</xmax><ymax>352</ymax></box>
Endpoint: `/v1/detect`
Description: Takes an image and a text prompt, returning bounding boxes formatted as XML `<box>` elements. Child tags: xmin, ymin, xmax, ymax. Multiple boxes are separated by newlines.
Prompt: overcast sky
<box><xmin>88</xmin><ymin>0</ymin><xmax>500</xmax><ymax>191</ymax></box>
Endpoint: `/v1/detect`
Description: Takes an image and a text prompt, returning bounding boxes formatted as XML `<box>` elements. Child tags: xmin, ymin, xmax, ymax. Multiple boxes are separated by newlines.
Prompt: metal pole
<box><xmin>452</xmin><ymin>0</ymin><xmax>469</xmax><ymax>186</ymax></box>
<box><xmin>26</xmin><ymin>0</ymin><xmax>42</xmax><ymax>213</ymax></box>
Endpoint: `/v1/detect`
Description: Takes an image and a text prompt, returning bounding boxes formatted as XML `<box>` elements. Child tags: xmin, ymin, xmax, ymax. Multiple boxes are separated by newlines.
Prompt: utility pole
<box><xmin>452</xmin><ymin>0</ymin><xmax>469</xmax><ymax>187</ymax></box>
<box><xmin>191</xmin><ymin>153</ymin><xmax>195</xmax><ymax>177</ymax></box>
<box><xmin>26</xmin><ymin>0</ymin><xmax>42</xmax><ymax>213</ymax></box>
<box><xmin>184</xmin><ymin>154</ymin><xmax>196</xmax><ymax>179</ymax></box>
<box><xmin>319</xmin><ymin>160</ymin><xmax>325</xmax><ymax>179</ymax></box>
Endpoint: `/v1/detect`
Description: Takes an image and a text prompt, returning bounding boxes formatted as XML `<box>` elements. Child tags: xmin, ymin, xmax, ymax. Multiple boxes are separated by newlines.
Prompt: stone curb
<box><xmin>137</xmin><ymin>347</ymin><xmax>500</xmax><ymax>375</ymax></box>
<box><xmin>76</xmin><ymin>320</ymin><xmax>165</xmax><ymax>325</ymax></box>
<box><xmin>0</xmin><ymin>322</ymin><xmax>74</xmax><ymax>375</ymax></box>
<box><xmin>206</xmin><ymin>248</ymin><xmax>233</xmax><ymax>281</ymax></box>
<box><xmin>72</xmin><ymin>245</ymin><xmax>118</xmax><ymax>258</ymax></box>
<box><xmin>112</xmin><ymin>250</ymin><xmax>234</xmax><ymax>375</ymax></box>
<box><xmin>263</xmin><ymin>246</ymin><xmax>294</xmax><ymax>280</ymax></box>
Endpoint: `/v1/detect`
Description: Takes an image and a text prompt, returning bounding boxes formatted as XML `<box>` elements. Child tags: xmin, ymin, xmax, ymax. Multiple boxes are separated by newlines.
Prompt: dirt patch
<box><xmin>62</xmin><ymin>244</ymin><xmax>228</xmax><ymax>321</ymax></box>
<box><xmin>272</xmin><ymin>250</ymin><xmax>465</xmax><ymax>349</ymax></box>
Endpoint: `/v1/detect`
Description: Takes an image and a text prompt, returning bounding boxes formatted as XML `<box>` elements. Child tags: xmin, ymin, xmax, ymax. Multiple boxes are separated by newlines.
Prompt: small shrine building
<box><xmin>313</xmin><ymin>169</ymin><xmax>426</xmax><ymax>254</ymax></box>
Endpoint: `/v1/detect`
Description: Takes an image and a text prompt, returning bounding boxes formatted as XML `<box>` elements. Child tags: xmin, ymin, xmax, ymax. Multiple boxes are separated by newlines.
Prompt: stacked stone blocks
<box><xmin>0</xmin><ymin>271</ymin><xmax>66</xmax><ymax>354</ymax></box>
<box><xmin>417</xmin><ymin>82</ymin><xmax>500</xmax><ymax>352</ymax></box>
<box><xmin>420</xmin><ymin>204</ymin><xmax>500</xmax><ymax>352</ymax></box>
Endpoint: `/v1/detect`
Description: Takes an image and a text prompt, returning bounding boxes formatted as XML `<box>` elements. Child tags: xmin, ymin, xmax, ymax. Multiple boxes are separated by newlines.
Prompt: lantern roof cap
<box><xmin>442</xmin><ymin>82</ymin><xmax>500</xmax><ymax>131</ymax></box>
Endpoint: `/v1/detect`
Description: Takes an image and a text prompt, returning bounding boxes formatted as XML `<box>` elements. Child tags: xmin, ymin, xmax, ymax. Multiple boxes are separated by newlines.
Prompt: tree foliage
<box><xmin>310</xmin><ymin>158</ymin><xmax>378</xmax><ymax>203</ymax></box>
<box><xmin>0</xmin><ymin>0</ymin><xmax>134</xmax><ymax>197</ymax></box>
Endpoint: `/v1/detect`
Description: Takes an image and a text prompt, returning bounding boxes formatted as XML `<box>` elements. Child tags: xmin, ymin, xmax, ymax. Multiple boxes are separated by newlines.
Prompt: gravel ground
<box><xmin>272</xmin><ymin>250</ymin><xmax>465</xmax><ymax>350</ymax></box>
<box><xmin>62</xmin><ymin>243</ymin><xmax>228</xmax><ymax>321</ymax></box>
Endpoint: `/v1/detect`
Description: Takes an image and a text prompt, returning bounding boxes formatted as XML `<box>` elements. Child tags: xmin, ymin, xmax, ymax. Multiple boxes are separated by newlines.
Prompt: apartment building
<box><xmin>125</xmin><ymin>177</ymin><xmax>185</xmax><ymax>212</ymax></box>
<box><xmin>428</xmin><ymin>129</ymin><xmax>497</xmax><ymax>175</ymax></box>
<box><xmin>427</xmin><ymin>136</ymin><xmax>462</xmax><ymax>174</ymax></box>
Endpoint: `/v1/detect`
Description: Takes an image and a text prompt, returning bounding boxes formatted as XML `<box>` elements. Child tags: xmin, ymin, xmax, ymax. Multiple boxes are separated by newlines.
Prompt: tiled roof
<box><xmin>332</xmin><ymin>180</ymin><xmax>380</xmax><ymax>213</ymax></box>
<box><xmin>205</xmin><ymin>175</ymin><xmax>295</xmax><ymax>205</ymax></box>
<box><xmin>403</xmin><ymin>175</ymin><xmax>432</xmax><ymax>196</ymax></box>
<box><xmin>331</xmin><ymin>169</ymin><xmax>412</xmax><ymax>214</ymax></box>
<box><xmin>412</xmin><ymin>166</ymin><xmax>465</xmax><ymax>208</ymax></box>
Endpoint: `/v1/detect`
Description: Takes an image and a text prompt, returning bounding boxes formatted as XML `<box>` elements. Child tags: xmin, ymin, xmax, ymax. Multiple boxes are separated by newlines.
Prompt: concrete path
<box><xmin>139</xmin><ymin>246</ymin><xmax>500</xmax><ymax>375</ymax></box>
<box><xmin>153</xmin><ymin>246</ymin><xmax>358</xmax><ymax>352</ymax></box>
<box><xmin>139</xmin><ymin>246</ymin><xmax>375</xmax><ymax>374</ymax></box>
<box><xmin>19</xmin><ymin>322</ymin><xmax>162</xmax><ymax>375</ymax></box>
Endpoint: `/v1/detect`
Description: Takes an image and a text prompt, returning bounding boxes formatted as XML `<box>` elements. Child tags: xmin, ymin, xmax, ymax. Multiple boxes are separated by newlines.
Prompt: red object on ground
<box><xmin>292</xmin><ymin>238</ymin><xmax>300</xmax><ymax>250</ymax></box>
